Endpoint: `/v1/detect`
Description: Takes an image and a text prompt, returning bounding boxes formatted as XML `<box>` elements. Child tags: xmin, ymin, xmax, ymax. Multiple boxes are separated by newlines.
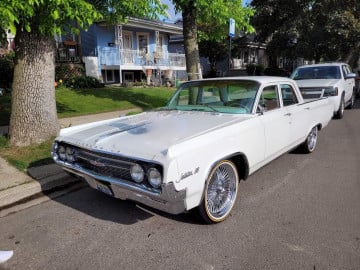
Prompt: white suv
<box><xmin>291</xmin><ymin>63</ymin><xmax>356</xmax><ymax>119</ymax></box>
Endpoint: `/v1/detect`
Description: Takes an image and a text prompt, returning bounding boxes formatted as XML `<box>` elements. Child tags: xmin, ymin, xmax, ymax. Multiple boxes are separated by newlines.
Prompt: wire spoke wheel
<box><xmin>198</xmin><ymin>160</ymin><xmax>239</xmax><ymax>223</ymax></box>
<box><xmin>306</xmin><ymin>126</ymin><xmax>318</xmax><ymax>152</ymax></box>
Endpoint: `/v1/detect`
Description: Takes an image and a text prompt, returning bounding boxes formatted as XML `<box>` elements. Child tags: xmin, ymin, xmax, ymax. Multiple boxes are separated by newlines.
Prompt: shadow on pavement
<box><xmin>50</xmin><ymin>176</ymin><xmax>202</xmax><ymax>226</ymax></box>
<box><xmin>352</xmin><ymin>97</ymin><xmax>360</xmax><ymax>109</ymax></box>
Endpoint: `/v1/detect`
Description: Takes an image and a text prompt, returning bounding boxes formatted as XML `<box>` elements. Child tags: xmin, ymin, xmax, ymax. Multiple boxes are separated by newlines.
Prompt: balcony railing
<box><xmin>99</xmin><ymin>47</ymin><xmax>186</xmax><ymax>69</ymax></box>
<box><xmin>56</xmin><ymin>42</ymin><xmax>81</xmax><ymax>63</ymax></box>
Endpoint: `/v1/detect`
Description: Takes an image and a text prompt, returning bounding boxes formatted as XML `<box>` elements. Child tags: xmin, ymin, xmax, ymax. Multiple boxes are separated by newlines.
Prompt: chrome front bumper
<box><xmin>62</xmin><ymin>166</ymin><xmax>187</xmax><ymax>215</ymax></box>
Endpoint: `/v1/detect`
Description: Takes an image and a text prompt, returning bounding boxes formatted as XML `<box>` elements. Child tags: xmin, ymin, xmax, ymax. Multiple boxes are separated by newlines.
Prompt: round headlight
<box><xmin>148</xmin><ymin>168</ymin><xmax>162</xmax><ymax>188</ymax></box>
<box><xmin>51</xmin><ymin>142</ymin><xmax>58</xmax><ymax>159</ymax></box>
<box><xmin>65</xmin><ymin>147</ymin><xmax>75</xmax><ymax>162</ymax></box>
<box><xmin>130</xmin><ymin>164</ymin><xmax>144</xmax><ymax>183</ymax></box>
<box><xmin>58</xmin><ymin>145</ymin><xmax>66</xmax><ymax>161</ymax></box>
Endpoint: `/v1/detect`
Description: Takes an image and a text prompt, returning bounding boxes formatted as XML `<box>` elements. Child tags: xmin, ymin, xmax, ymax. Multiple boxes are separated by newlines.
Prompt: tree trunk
<box><xmin>345</xmin><ymin>42</ymin><xmax>360</xmax><ymax>70</ymax></box>
<box><xmin>182</xmin><ymin>3</ymin><xmax>201</xmax><ymax>81</ymax></box>
<box><xmin>9</xmin><ymin>30</ymin><xmax>59</xmax><ymax>146</ymax></box>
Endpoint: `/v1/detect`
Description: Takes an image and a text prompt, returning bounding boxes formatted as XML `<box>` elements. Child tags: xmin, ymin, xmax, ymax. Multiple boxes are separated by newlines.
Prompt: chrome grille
<box><xmin>74</xmin><ymin>148</ymin><xmax>134</xmax><ymax>181</ymax></box>
<box><xmin>299</xmin><ymin>87</ymin><xmax>324</xmax><ymax>99</ymax></box>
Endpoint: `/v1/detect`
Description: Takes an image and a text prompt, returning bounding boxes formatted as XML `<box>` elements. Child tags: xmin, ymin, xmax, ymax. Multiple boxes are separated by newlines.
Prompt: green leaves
<box><xmin>173</xmin><ymin>0</ymin><xmax>254</xmax><ymax>42</ymax></box>
<box><xmin>51</xmin><ymin>10</ymin><xmax>59</xmax><ymax>20</ymax></box>
<box><xmin>0</xmin><ymin>0</ymin><xmax>166</xmax><ymax>37</ymax></box>
<box><xmin>252</xmin><ymin>0</ymin><xmax>360</xmax><ymax>64</ymax></box>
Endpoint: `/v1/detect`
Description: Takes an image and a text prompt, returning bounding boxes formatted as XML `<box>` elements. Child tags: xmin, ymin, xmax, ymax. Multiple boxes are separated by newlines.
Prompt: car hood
<box><xmin>295</xmin><ymin>79</ymin><xmax>341</xmax><ymax>88</ymax></box>
<box><xmin>57</xmin><ymin>110</ymin><xmax>251</xmax><ymax>160</ymax></box>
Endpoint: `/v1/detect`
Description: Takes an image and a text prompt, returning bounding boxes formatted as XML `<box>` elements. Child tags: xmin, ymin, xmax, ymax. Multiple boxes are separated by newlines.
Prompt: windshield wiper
<box><xmin>200</xmin><ymin>103</ymin><xmax>220</xmax><ymax>112</ymax></box>
<box><xmin>156</xmin><ymin>107</ymin><xmax>177</xmax><ymax>111</ymax></box>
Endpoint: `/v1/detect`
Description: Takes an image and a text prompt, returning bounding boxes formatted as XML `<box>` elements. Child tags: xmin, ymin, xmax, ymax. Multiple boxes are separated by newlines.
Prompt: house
<box><xmin>74</xmin><ymin>17</ymin><xmax>187</xmax><ymax>85</ymax></box>
<box><xmin>213</xmin><ymin>34</ymin><xmax>268</xmax><ymax>77</ymax></box>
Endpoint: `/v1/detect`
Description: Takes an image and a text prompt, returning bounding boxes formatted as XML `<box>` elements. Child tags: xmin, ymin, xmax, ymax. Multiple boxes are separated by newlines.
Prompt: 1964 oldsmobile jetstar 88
<box><xmin>52</xmin><ymin>77</ymin><xmax>333</xmax><ymax>223</ymax></box>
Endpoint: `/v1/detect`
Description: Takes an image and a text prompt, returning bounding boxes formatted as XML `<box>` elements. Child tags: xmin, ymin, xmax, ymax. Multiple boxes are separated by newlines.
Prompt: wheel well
<box><xmin>229</xmin><ymin>153</ymin><xmax>249</xmax><ymax>181</ymax></box>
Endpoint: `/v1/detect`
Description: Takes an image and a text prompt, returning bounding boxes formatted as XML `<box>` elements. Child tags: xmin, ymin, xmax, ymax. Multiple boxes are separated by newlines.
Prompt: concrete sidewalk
<box><xmin>0</xmin><ymin>109</ymin><xmax>140</xmax><ymax>215</ymax></box>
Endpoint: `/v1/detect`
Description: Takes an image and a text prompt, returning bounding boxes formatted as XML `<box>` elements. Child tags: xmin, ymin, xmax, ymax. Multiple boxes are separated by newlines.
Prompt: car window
<box><xmin>341</xmin><ymin>65</ymin><xmax>353</xmax><ymax>78</ymax></box>
<box><xmin>259</xmin><ymin>85</ymin><xmax>280</xmax><ymax>111</ymax></box>
<box><xmin>281</xmin><ymin>84</ymin><xmax>298</xmax><ymax>106</ymax></box>
<box><xmin>341</xmin><ymin>65</ymin><xmax>348</xmax><ymax>78</ymax></box>
<box><xmin>167</xmin><ymin>80</ymin><xmax>260</xmax><ymax>114</ymax></box>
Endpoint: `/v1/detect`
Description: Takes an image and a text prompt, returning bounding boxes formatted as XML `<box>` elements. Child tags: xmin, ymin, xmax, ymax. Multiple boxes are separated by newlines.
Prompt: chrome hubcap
<box><xmin>340</xmin><ymin>99</ymin><xmax>345</xmax><ymax>114</ymax></box>
<box><xmin>307</xmin><ymin>127</ymin><xmax>317</xmax><ymax>151</ymax></box>
<box><xmin>206</xmin><ymin>162</ymin><xmax>237</xmax><ymax>219</ymax></box>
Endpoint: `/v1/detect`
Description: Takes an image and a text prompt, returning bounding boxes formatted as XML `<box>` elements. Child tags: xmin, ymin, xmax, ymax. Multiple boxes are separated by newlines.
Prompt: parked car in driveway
<box><xmin>291</xmin><ymin>62</ymin><xmax>356</xmax><ymax>119</ymax></box>
<box><xmin>52</xmin><ymin>76</ymin><xmax>333</xmax><ymax>223</ymax></box>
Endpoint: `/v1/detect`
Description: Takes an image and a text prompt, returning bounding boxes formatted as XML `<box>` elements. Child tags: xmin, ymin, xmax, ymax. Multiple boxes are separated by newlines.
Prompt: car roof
<box><xmin>187</xmin><ymin>76</ymin><xmax>295</xmax><ymax>84</ymax></box>
<box><xmin>296</xmin><ymin>62</ymin><xmax>347</xmax><ymax>68</ymax></box>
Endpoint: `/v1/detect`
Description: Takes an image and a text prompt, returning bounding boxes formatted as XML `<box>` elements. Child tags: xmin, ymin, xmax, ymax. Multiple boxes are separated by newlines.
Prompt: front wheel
<box><xmin>198</xmin><ymin>160</ymin><xmax>239</xmax><ymax>224</ymax></box>
<box><xmin>334</xmin><ymin>95</ymin><xmax>345</xmax><ymax>119</ymax></box>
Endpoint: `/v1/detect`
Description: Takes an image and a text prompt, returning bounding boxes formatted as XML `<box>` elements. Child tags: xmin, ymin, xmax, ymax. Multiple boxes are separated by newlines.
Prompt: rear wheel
<box><xmin>198</xmin><ymin>160</ymin><xmax>239</xmax><ymax>224</ymax></box>
<box><xmin>347</xmin><ymin>91</ymin><xmax>355</xmax><ymax>109</ymax></box>
<box><xmin>300</xmin><ymin>126</ymin><xmax>318</xmax><ymax>153</ymax></box>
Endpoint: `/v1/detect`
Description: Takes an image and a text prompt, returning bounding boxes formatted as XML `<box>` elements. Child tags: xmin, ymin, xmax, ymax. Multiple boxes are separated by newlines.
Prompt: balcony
<box><xmin>98</xmin><ymin>47</ymin><xmax>186</xmax><ymax>70</ymax></box>
<box><xmin>56</xmin><ymin>41</ymin><xmax>81</xmax><ymax>63</ymax></box>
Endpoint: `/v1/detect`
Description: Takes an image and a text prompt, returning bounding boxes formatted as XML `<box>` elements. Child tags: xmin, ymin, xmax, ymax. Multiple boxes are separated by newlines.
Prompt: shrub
<box><xmin>64</xmin><ymin>75</ymin><xmax>104</xmax><ymax>88</ymax></box>
<box><xmin>0</xmin><ymin>135</ymin><xmax>8</xmax><ymax>148</ymax></box>
<box><xmin>55</xmin><ymin>64</ymin><xmax>85</xmax><ymax>81</ymax></box>
<box><xmin>246</xmin><ymin>64</ymin><xmax>265</xmax><ymax>76</ymax></box>
<box><xmin>0</xmin><ymin>53</ymin><xmax>15</xmax><ymax>89</ymax></box>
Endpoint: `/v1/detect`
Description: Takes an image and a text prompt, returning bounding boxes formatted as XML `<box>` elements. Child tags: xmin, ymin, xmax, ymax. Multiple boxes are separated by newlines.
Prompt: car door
<box><xmin>257</xmin><ymin>84</ymin><xmax>291</xmax><ymax>160</ymax></box>
<box><xmin>280</xmin><ymin>83</ymin><xmax>309</xmax><ymax>146</ymax></box>
<box><xmin>341</xmin><ymin>64</ymin><xmax>354</xmax><ymax>102</ymax></box>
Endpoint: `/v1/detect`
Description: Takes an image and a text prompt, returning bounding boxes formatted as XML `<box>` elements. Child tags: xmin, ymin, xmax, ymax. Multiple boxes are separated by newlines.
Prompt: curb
<box><xmin>0</xmin><ymin>164</ymin><xmax>82</xmax><ymax>212</ymax></box>
<box><xmin>0</xmin><ymin>110</ymin><xmax>140</xmax><ymax>214</ymax></box>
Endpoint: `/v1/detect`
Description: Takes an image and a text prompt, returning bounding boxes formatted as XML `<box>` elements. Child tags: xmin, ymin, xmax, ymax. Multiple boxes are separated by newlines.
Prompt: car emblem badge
<box><xmin>90</xmin><ymin>159</ymin><xmax>106</xmax><ymax>167</ymax></box>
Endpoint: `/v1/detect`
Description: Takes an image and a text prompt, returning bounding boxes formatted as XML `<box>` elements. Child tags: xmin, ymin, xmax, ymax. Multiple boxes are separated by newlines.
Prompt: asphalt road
<box><xmin>1</xmin><ymin>103</ymin><xmax>360</xmax><ymax>270</ymax></box>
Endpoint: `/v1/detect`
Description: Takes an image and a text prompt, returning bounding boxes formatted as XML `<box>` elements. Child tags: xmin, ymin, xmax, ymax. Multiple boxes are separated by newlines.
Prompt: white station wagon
<box><xmin>52</xmin><ymin>77</ymin><xmax>333</xmax><ymax>223</ymax></box>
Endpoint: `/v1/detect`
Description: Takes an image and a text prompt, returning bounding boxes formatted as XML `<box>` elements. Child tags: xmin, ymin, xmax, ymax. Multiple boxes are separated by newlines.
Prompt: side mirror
<box><xmin>346</xmin><ymin>73</ymin><xmax>356</xmax><ymax>79</ymax></box>
<box><xmin>256</xmin><ymin>104</ymin><xmax>265</xmax><ymax>114</ymax></box>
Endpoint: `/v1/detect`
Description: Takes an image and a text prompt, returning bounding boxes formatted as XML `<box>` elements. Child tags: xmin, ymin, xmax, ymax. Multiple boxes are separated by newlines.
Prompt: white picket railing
<box><xmin>99</xmin><ymin>47</ymin><xmax>186</xmax><ymax>68</ymax></box>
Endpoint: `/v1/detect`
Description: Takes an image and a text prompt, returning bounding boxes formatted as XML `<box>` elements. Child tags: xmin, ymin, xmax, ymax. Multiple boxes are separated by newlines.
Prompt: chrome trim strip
<box><xmin>58</xmin><ymin>162</ymin><xmax>186</xmax><ymax>215</ymax></box>
<box><xmin>56</xmin><ymin>140</ymin><xmax>162</xmax><ymax>166</ymax></box>
<box><xmin>76</xmin><ymin>150</ymin><xmax>136</xmax><ymax>167</ymax></box>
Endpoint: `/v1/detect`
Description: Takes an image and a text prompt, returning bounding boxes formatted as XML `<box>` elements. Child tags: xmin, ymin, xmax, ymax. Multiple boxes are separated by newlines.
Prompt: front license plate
<box><xmin>95</xmin><ymin>182</ymin><xmax>113</xmax><ymax>196</ymax></box>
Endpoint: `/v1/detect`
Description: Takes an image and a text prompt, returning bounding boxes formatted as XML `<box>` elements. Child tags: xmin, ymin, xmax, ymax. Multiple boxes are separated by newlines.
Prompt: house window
<box><xmin>124</xmin><ymin>72</ymin><xmax>134</xmax><ymax>82</ymax></box>
<box><xmin>156</xmin><ymin>34</ymin><xmax>167</xmax><ymax>56</ymax></box>
<box><xmin>123</xmin><ymin>31</ymin><xmax>133</xmax><ymax>49</ymax></box>
<box><xmin>137</xmin><ymin>33</ymin><xmax>149</xmax><ymax>55</ymax></box>
<box><xmin>105</xmin><ymin>70</ymin><xmax>115</xmax><ymax>83</ymax></box>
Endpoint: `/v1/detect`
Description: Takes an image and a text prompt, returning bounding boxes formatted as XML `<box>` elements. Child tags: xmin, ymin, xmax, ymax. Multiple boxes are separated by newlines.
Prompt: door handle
<box><xmin>284</xmin><ymin>113</ymin><xmax>291</xmax><ymax>116</ymax></box>
<box><xmin>304</xmin><ymin>107</ymin><xmax>310</xmax><ymax>110</ymax></box>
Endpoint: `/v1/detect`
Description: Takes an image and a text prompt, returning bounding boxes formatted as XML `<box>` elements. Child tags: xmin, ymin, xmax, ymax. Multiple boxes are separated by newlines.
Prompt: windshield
<box><xmin>291</xmin><ymin>66</ymin><xmax>341</xmax><ymax>80</ymax></box>
<box><xmin>166</xmin><ymin>80</ymin><xmax>260</xmax><ymax>114</ymax></box>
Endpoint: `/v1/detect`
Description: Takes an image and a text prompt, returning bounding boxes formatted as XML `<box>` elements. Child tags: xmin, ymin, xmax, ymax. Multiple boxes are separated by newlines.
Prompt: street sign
<box><xmin>229</xmin><ymin>18</ymin><xmax>235</xmax><ymax>37</ymax></box>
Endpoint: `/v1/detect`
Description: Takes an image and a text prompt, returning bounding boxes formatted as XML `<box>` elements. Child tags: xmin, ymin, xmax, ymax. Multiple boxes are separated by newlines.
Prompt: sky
<box><xmin>160</xmin><ymin>0</ymin><xmax>181</xmax><ymax>21</ymax></box>
<box><xmin>160</xmin><ymin>0</ymin><xmax>252</xmax><ymax>22</ymax></box>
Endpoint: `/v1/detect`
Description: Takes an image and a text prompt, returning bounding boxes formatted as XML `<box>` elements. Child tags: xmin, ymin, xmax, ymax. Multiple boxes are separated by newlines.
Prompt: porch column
<box><xmin>116</xmin><ymin>25</ymin><xmax>123</xmax><ymax>84</ymax></box>
<box><xmin>146</xmin><ymin>69</ymin><xmax>152</xmax><ymax>85</ymax></box>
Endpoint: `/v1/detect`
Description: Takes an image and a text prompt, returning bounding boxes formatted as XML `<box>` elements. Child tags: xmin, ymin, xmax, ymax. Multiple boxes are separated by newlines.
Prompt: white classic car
<box><xmin>52</xmin><ymin>77</ymin><xmax>333</xmax><ymax>223</ymax></box>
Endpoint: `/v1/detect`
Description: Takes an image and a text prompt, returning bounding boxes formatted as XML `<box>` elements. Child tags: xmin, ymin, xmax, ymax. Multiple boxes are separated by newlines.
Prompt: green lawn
<box><xmin>56</xmin><ymin>86</ymin><xmax>175</xmax><ymax>118</ymax></box>
<box><xmin>0</xmin><ymin>86</ymin><xmax>176</xmax><ymax>171</ymax></box>
<box><xmin>0</xmin><ymin>86</ymin><xmax>175</xmax><ymax>126</ymax></box>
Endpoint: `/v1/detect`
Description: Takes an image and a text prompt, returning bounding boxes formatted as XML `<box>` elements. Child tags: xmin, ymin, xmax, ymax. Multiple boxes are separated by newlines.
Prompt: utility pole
<box><xmin>229</xmin><ymin>18</ymin><xmax>235</xmax><ymax>71</ymax></box>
